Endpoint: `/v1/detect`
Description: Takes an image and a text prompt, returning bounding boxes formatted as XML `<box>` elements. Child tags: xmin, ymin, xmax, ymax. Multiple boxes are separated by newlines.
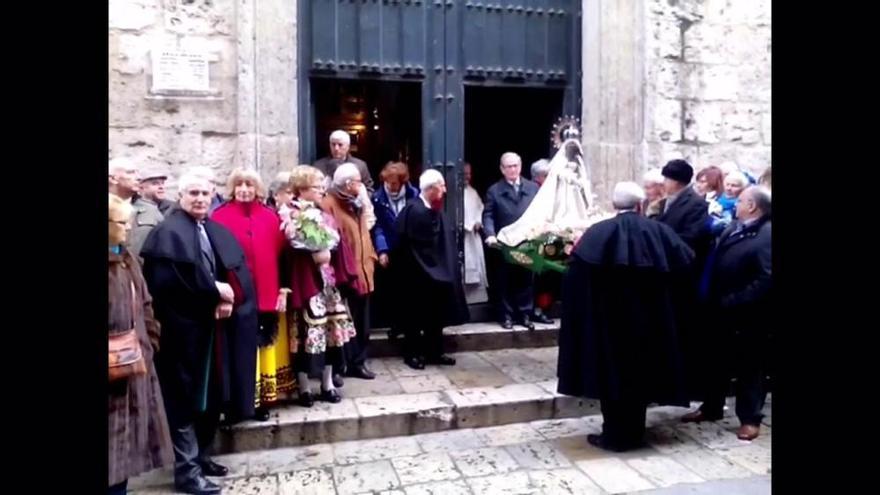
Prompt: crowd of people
<box><xmin>108</xmin><ymin>128</ymin><xmax>771</xmax><ymax>493</ymax></box>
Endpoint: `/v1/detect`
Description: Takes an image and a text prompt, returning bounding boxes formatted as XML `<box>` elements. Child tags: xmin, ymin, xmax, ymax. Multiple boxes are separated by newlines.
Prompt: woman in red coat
<box><xmin>212</xmin><ymin>168</ymin><xmax>292</xmax><ymax>421</ymax></box>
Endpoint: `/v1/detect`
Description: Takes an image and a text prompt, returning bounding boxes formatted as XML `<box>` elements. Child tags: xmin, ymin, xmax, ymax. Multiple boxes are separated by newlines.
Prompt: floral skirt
<box><xmin>292</xmin><ymin>286</ymin><xmax>356</xmax><ymax>375</ymax></box>
<box><xmin>254</xmin><ymin>311</ymin><xmax>296</xmax><ymax>408</ymax></box>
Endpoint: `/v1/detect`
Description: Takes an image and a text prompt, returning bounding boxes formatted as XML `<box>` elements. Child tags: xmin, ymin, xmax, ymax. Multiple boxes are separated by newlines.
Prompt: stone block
<box><xmin>403</xmin><ymin>480</ymin><xmax>471</xmax><ymax>495</ymax></box>
<box><xmin>574</xmin><ymin>458</ymin><xmax>655</xmax><ymax>493</ymax></box>
<box><xmin>464</xmin><ymin>471</ymin><xmax>541</xmax><ymax>495</ymax></box>
<box><xmin>333</xmin><ymin>460</ymin><xmax>401</xmax><ymax>495</ymax></box>
<box><xmin>684</xmin><ymin>101</ymin><xmax>724</xmax><ymax>144</ymax></box>
<box><xmin>332</xmin><ymin>436</ymin><xmax>422</xmax><ymax>465</ymax></box>
<box><xmin>391</xmin><ymin>452</ymin><xmax>461</xmax><ymax>485</ymax></box>
<box><xmin>504</xmin><ymin>441</ymin><xmax>573</xmax><ymax>469</ymax></box>
<box><xmin>626</xmin><ymin>455</ymin><xmax>705</xmax><ymax>487</ymax></box>
<box><xmin>278</xmin><ymin>468</ymin><xmax>335</xmax><ymax>495</ymax></box>
<box><xmin>110</xmin><ymin>0</ymin><xmax>160</xmax><ymax>31</ymax></box>
<box><xmin>449</xmin><ymin>446</ymin><xmax>520</xmax><ymax>477</ymax></box>
<box><xmin>669</xmin><ymin>448</ymin><xmax>754</xmax><ymax>480</ymax></box>
<box><xmin>527</xmin><ymin>468</ymin><xmax>602</xmax><ymax>495</ymax></box>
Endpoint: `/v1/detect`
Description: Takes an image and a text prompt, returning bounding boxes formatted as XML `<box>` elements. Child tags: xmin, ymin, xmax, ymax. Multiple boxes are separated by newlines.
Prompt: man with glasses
<box><xmin>108</xmin><ymin>157</ymin><xmax>164</xmax><ymax>257</ymax></box>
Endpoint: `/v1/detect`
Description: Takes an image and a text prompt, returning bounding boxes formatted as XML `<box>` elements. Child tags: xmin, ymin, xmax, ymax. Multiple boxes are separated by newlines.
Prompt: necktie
<box><xmin>197</xmin><ymin>222</ymin><xmax>216</xmax><ymax>276</ymax></box>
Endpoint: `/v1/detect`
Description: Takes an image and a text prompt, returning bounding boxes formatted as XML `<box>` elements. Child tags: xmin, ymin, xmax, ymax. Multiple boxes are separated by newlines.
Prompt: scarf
<box><xmin>332</xmin><ymin>186</ymin><xmax>363</xmax><ymax>215</ymax></box>
<box><xmin>386</xmin><ymin>184</ymin><xmax>408</xmax><ymax>216</ymax></box>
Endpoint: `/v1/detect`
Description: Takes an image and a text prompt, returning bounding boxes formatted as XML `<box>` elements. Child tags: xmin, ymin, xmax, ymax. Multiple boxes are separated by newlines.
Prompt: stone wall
<box><xmin>641</xmin><ymin>0</ymin><xmax>771</xmax><ymax>178</ymax></box>
<box><xmin>108</xmin><ymin>0</ymin><xmax>298</xmax><ymax>195</ymax></box>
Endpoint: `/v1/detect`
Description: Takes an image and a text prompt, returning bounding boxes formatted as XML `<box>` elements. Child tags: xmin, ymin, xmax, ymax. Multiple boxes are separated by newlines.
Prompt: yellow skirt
<box><xmin>254</xmin><ymin>312</ymin><xmax>296</xmax><ymax>407</ymax></box>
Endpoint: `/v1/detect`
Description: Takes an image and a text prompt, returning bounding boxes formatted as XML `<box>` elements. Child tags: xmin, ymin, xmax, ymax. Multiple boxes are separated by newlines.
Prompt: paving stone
<box><xmin>398</xmin><ymin>373</ymin><xmax>455</xmax><ymax>394</ymax></box>
<box><xmin>521</xmin><ymin>346</ymin><xmax>558</xmax><ymax>364</ymax></box>
<box><xmin>341</xmin><ymin>375</ymin><xmax>406</xmax><ymax>398</ymax></box>
<box><xmin>675</xmin><ymin>421</ymin><xmax>751</xmax><ymax>450</ymax></box>
<box><xmin>356</xmin><ymin>392</ymin><xmax>452</xmax><ymax>417</ymax></box>
<box><xmin>442</xmin><ymin>368</ymin><xmax>515</xmax><ymax>389</ymax></box>
<box><xmin>626</xmin><ymin>455</ymin><xmax>704</xmax><ymax>487</ymax></box>
<box><xmin>645</xmin><ymin>424</ymin><xmax>703</xmax><ymax>454</ymax></box>
<box><xmin>404</xmin><ymin>479</ymin><xmax>472</xmax><ymax>495</ymax></box>
<box><xmin>450</xmin><ymin>447</ymin><xmax>520</xmax><ymax>477</ymax></box>
<box><xmin>464</xmin><ymin>471</ymin><xmax>541</xmax><ymax>495</ymax></box>
<box><xmin>716</xmin><ymin>443</ymin><xmax>772</xmax><ymax>475</ymax></box>
<box><xmin>552</xmin><ymin>434</ymin><xmax>659</xmax><ymax>464</ymax></box>
<box><xmin>497</xmin><ymin>362</ymin><xmax>558</xmax><ymax>384</ymax></box>
<box><xmin>417</xmin><ymin>428</ymin><xmax>487</xmax><ymax>453</ymax></box>
<box><xmin>528</xmin><ymin>468</ymin><xmax>603</xmax><ymax>495</ymax></box>
<box><xmin>478</xmin><ymin>349</ymin><xmax>541</xmax><ymax>369</ymax></box>
<box><xmin>505</xmin><ymin>441</ymin><xmax>573</xmax><ymax>469</ymax></box>
<box><xmin>575</xmin><ymin>457</ymin><xmax>656</xmax><ymax>493</ymax></box>
<box><xmin>333</xmin><ymin>436</ymin><xmax>423</xmax><ymax>465</ymax></box>
<box><xmin>530</xmin><ymin>417</ymin><xmax>598</xmax><ymax>440</ymax></box>
<box><xmin>278</xmin><ymin>468</ymin><xmax>336</xmax><ymax>495</ymax></box>
<box><xmin>222</xmin><ymin>475</ymin><xmax>280</xmax><ymax>494</ymax></box>
<box><xmin>383</xmin><ymin>358</ymin><xmax>446</xmax><ymax>377</ymax></box>
<box><xmin>391</xmin><ymin>452</ymin><xmax>461</xmax><ymax>485</ymax></box>
<box><xmin>333</xmin><ymin>460</ymin><xmax>401</xmax><ymax>495</ymax></box>
<box><xmin>473</xmin><ymin>423</ymin><xmax>545</xmax><ymax>447</ymax></box>
<box><xmin>246</xmin><ymin>444</ymin><xmax>335</xmax><ymax>475</ymax></box>
<box><xmin>669</xmin><ymin>449</ymin><xmax>754</xmax><ymax>480</ymax></box>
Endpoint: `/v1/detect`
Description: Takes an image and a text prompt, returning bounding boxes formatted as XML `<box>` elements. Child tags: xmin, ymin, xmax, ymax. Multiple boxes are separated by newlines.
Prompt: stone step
<box><xmin>368</xmin><ymin>319</ymin><xmax>560</xmax><ymax>357</ymax></box>
<box><xmin>216</xmin><ymin>346</ymin><xmax>600</xmax><ymax>454</ymax></box>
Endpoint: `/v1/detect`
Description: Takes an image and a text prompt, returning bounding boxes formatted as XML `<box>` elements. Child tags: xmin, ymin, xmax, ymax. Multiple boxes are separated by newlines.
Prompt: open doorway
<box><xmin>464</xmin><ymin>86</ymin><xmax>565</xmax><ymax>321</ymax></box>
<box><xmin>311</xmin><ymin>78</ymin><xmax>423</xmax><ymax>183</ymax></box>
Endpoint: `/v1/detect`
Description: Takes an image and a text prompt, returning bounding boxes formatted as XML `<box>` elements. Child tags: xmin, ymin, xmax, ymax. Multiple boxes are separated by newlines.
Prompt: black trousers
<box><xmin>698</xmin><ymin>322</ymin><xmax>768</xmax><ymax>426</ymax></box>
<box><xmin>498</xmin><ymin>262</ymin><xmax>534</xmax><ymax>322</ymax></box>
<box><xmin>345</xmin><ymin>293</ymin><xmax>371</xmax><ymax>369</ymax></box>
<box><xmin>599</xmin><ymin>399</ymin><xmax>648</xmax><ymax>449</ymax></box>
<box><xmin>404</xmin><ymin>323</ymin><xmax>445</xmax><ymax>360</ymax></box>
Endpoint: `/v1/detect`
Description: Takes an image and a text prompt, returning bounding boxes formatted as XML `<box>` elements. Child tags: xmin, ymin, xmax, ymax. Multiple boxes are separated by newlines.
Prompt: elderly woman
<box><xmin>641</xmin><ymin>168</ymin><xmax>665</xmax><ymax>218</ymax></box>
<box><xmin>530</xmin><ymin>158</ymin><xmax>551</xmax><ymax>186</ymax></box>
<box><xmin>323</xmin><ymin>163</ymin><xmax>378</xmax><ymax>380</ymax></box>
<box><xmin>282</xmin><ymin>165</ymin><xmax>358</xmax><ymax>406</ymax></box>
<box><xmin>212</xmin><ymin>168</ymin><xmax>291</xmax><ymax>421</ymax></box>
<box><xmin>707</xmin><ymin>170</ymin><xmax>749</xmax><ymax>235</ymax></box>
<box><xmin>695</xmin><ymin>166</ymin><xmax>725</xmax><ymax>201</ymax></box>
<box><xmin>371</xmin><ymin>161</ymin><xmax>420</xmax><ymax>338</ymax></box>
<box><xmin>270</xmin><ymin>170</ymin><xmax>295</xmax><ymax>209</ymax></box>
<box><xmin>108</xmin><ymin>193</ymin><xmax>173</xmax><ymax>495</ymax></box>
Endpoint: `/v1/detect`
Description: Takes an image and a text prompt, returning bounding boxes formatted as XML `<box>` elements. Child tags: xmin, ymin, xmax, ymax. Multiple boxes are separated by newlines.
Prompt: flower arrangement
<box><xmin>282</xmin><ymin>200</ymin><xmax>340</xmax><ymax>283</ymax></box>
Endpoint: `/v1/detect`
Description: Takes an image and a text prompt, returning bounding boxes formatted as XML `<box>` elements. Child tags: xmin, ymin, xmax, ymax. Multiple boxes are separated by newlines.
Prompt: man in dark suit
<box><xmin>656</xmin><ymin>159</ymin><xmax>710</xmax><ymax>254</ymax></box>
<box><xmin>680</xmin><ymin>186</ymin><xmax>772</xmax><ymax>441</ymax></box>
<box><xmin>483</xmin><ymin>152</ymin><xmax>541</xmax><ymax>330</ymax></box>
<box><xmin>313</xmin><ymin>130</ymin><xmax>374</xmax><ymax>191</ymax></box>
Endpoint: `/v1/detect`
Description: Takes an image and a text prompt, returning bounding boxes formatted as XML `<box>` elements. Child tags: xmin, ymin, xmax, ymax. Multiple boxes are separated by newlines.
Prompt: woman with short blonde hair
<box><xmin>225</xmin><ymin>167</ymin><xmax>267</xmax><ymax>201</ymax></box>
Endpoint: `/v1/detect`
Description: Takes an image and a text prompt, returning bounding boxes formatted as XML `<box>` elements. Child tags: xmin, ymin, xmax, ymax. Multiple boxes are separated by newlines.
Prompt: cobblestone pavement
<box><xmin>131</xmin><ymin>396</ymin><xmax>771</xmax><ymax>494</ymax></box>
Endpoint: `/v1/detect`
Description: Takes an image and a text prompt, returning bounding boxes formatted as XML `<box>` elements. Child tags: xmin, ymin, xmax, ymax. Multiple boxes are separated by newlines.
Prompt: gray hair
<box><xmin>611</xmin><ymin>181</ymin><xmax>646</xmax><ymax>210</ymax></box>
<box><xmin>419</xmin><ymin>169</ymin><xmax>445</xmax><ymax>192</ymax></box>
<box><xmin>642</xmin><ymin>168</ymin><xmax>664</xmax><ymax>185</ymax></box>
<box><xmin>178</xmin><ymin>168</ymin><xmax>216</xmax><ymax>193</ymax></box>
<box><xmin>108</xmin><ymin>157</ymin><xmax>136</xmax><ymax>177</ymax></box>
<box><xmin>500</xmin><ymin>152</ymin><xmax>521</xmax><ymax>166</ymax></box>
<box><xmin>725</xmin><ymin>170</ymin><xmax>749</xmax><ymax>188</ymax></box>
<box><xmin>270</xmin><ymin>171</ymin><xmax>292</xmax><ymax>192</ymax></box>
<box><xmin>333</xmin><ymin>162</ymin><xmax>361</xmax><ymax>187</ymax></box>
<box><xmin>329</xmin><ymin>130</ymin><xmax>351</xmax><ymax>145</ymax></box>
<box><xmin>746</xmin><ymin>185</ymin><xmax>772</xmax><ymax>216</ymax></box>
<box><xmin>530</xmin><ymin>159</ymin><xmax>551</xmax><ymax>179</ymax></box>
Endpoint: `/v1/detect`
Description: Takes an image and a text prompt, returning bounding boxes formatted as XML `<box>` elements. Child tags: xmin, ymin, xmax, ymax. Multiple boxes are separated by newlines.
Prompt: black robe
<box><xmin>557</xmin><ymin>212</ymin><xmax>694</xmax><ymax>406</ymax></box>
<box><xmin>140</xmin><ymin>208</ymin><xmax>258</xmax><ymax>423</ymax></box>
<box><xmin>393</xmin><ymin>198</ymin><xmax>469</xmax><ymax>329</ymax></box>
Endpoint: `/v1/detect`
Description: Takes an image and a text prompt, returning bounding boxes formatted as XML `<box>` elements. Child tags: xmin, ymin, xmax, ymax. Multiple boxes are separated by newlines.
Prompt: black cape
<box><xmin>393</xmin><ymin>198</ymin><xmax>469</xmax><ymax>328</ymax></box>
<box><xmin>557</xmin><ymin>212</ymin><xmax>695</xmax><ymax>406</ymax></box>
<box><xmin>140</xmin><ymin>208</ymin><xmax>258</xmax><ymax>423</ymax></box>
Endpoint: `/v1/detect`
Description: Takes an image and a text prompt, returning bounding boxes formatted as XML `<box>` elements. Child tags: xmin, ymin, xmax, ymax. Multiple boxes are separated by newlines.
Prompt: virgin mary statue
<box><xmin>497</xmin><ymin>137</ymin><xmax>610</xmax><ymax>247</ymax></box>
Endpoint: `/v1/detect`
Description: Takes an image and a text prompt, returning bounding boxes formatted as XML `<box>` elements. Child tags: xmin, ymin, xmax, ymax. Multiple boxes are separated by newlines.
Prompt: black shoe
<box><xmin>426</xmin><ymin>355</ymin><xmax>456</xmax><ymax>366</ymax></box>
<box><xmin>253</xmin><ymin>407</ymin><xmax>271</xmax><ymax>422</ymax></box>
<box><xmin>519</xmin><ymin>316</ymin><xmax>536</xmax><ymax>331</ymax></box>
<box><xmin>346</xmin><ymin>364</ymin><xmax>376</xmax><ymax>380</ymax></box>
<box><xmin>404</xmin><ymin>356</ymin><xmax>426</xmax><ymax>370</ymax></box>
<box><xmin>198</xmin><ymin>459</ymin><xmax>229</xmax><ymax>477</ymax></box>
<box><xmin>175</xmin><ymin>475</ymin><xmax>222</xmax><ymax>495</ymax></box>
<box><xmin>532</xmin><ymin>313</ymin><xmax>554</xmax><ymax>324</ymax></box>
<box><xmin>320</xmin><ymin>388</ymin><xmax>342</xmax><ymax>403</ymax></box>
<box><xmin>501</xmin><ymin>319</ymin><xmax>514</xmax><ymax>330</ymax></box>
<box><xmin>297</xmin><ymin>391</ymin><xmax>315</xmax><ymax>408</ymax></box>
<box><xmin>586</xmin><ymin>433</ymin><xmax>644</xmax><ymax>452</ymax></box>
<box><xmin>333</xmin><ymin>374</ymin><xmax>345</xmax><ymax>388</ymax></box>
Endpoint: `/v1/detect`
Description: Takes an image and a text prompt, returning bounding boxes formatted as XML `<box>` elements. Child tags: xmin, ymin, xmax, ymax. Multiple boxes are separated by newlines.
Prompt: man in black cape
<box><xmin>141</xmin><ymin>169</ymin><xmax>258</xmax><ymax>495</ymax></box>
<box><xmin>393</xmin><ymin>169</ymin><xmax>469</xmax><ymax>370</ymax></box>
<box><xmin>557</xmin><ymin>182</ymin><xmax>695</xmax><ymax>452</ymax></box>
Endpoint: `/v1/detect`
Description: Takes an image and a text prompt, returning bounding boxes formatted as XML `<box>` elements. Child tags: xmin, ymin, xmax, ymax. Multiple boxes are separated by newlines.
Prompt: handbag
<box><xmin>108</xmin><ymin>281</ymin><xmax>147</xmax><ymax>381</ymax></box>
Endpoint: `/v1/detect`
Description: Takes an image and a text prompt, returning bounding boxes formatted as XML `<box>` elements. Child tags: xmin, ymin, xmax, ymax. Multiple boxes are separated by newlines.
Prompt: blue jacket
<box><xmin>481</xmin><ymin>178</ymin><xmax>540</xmax><ymax>238</ymax></box>
<box><xmin>371</xmin><ymin>183</ymin><xmax>420</xmax><ymax>254</ymax></box>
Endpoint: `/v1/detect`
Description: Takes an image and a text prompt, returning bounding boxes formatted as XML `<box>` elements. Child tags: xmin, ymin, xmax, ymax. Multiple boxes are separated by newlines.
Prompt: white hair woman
<box><xmin>212</xmin><ymin>168</ymin><xmax>291</xmax><ymax>420</ymax></box>
<box><xmin>707</xmin><ymin>170</ymin><xmax>749</xmax><ymax>235</ymax></box>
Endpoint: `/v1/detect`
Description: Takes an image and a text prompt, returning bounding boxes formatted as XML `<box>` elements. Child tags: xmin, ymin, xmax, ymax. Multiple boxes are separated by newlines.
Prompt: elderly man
<box><xmin>483</xmin><ymin>152</ymin><xmax>541</xmax><ymax>330</ymax></box>
<box><xmin>530</xmin><ymin>158</ymin><xmax>551</xmax><ymax>186</ymax></box>
<box><xmin>140</xmin><ymin>169</ymin><xmax>259</xmax><ymax>495</ymax></box>
<box><xmin>394</xmin><ymin>169</ymin><xmax>469</xmax><ymax>369</ymax></box>
<box><xmin>557</xmin><ymin>182</ymin><xmax>695</xmax><ymax>452</ymax></box>
<box><xmin>139</xmin><ymin>166</ymin><xmax>177</xmax><ymax>215</ymax></box>
<box><xmin>681</xmin><ymin>186</ymin><xmax>772</xmax><ymax>441</ymax></box>
<box><xmin>314</xmin><ymin>130</ymin><xmax>374</xmax><ymax>191</ymax></box>
<box><xmin>322</xmin><ymin>163</ymin><xmax>378</xmax><ymax>380</ymax></box>
<box><xmin>109</xmin><ymin>157</ymin><xmax>164</xmax><ymax>257</ymax></box>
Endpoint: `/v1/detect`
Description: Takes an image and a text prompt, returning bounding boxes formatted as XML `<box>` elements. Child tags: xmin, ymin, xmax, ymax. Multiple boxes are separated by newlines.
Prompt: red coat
<box><xmin>212</xmin><ymin>200</ymin><xmax>285</xmax><ymax>313</ymax></box>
